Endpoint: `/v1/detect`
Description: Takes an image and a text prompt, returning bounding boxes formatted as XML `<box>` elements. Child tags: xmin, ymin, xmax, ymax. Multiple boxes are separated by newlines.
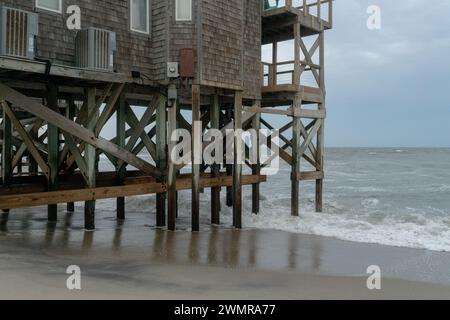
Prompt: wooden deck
<box><xmin>262</xmin><ymin>85</ymin><xmax>323</xmax><ymax>106</ymax></box>
<box><xmin>262</xmin><ymin>4</ymin><xmax>332</xmax><ymax>44</ymax></box>
<box><xmin>0</xmin><ymin>56</ymin><xmax>155</xmax><ymax>86</ymax></box>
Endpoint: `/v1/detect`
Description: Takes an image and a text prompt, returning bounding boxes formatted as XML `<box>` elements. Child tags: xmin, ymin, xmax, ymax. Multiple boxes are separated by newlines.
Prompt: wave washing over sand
<box><xmin>98</xmin><ymin>148</ymin><xmax>450</xmax><ymax>252</ymax></box>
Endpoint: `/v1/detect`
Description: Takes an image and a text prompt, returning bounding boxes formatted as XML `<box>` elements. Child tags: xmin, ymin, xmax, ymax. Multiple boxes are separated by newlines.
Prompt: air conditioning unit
<box><xmin>0</xmin><ymin>6</ymin><xmax>38</xmax><ymax>59</ymax></box>
<box><xmin>75</xmin><ymin>27</ymin><xmax>116</xmax><ymax>72</ymax></box>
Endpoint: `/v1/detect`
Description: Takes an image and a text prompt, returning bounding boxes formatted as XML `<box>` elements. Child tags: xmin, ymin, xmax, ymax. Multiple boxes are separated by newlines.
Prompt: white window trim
<box><xmin>35</xmin><ymin>0</ymin><xmax>63</xmax><ymax>14</ymax></box>
<box><xmin>130</xmin><ymin>0</ymin><xmax>150</xmax><ymax>35</ymax></box>
<box><xmin>175</xmin><ymin>0</ymin><xmax>192</xmax><ymax>22</ymax></box>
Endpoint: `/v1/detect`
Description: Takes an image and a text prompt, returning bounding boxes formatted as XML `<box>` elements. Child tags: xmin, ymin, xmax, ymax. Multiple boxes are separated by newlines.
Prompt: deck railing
<box><xmin>262</xmin><ymin>60</ymin><xmax>321</xmax><ymax>88</ymax></box>
<box><xmin>264</xmin><ymin>0</ymin><xmax>333</xmax><ymax>26</ymax></box>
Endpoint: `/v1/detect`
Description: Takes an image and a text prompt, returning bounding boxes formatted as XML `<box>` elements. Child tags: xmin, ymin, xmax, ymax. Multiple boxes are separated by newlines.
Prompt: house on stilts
<box><xmin>0</xmin><ymin>0</ymin><xmax>333</xmax><ymax>231</ymax></box>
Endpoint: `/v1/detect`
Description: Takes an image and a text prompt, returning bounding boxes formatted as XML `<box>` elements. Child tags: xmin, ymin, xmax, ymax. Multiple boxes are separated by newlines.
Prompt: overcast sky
<box><xmin>264</xmin><ymin>0</ymin><xmax>450</xmax><ymax>147</ymax></box>
<box><xmin>121</xmin><ymin>1</ymin><xmax>449</xmax><ymax>148</ymax></box>
<box><xmin>324</xmin><ymin>0</ymin><xmax>450</xmax><ymax>147</ymax></box>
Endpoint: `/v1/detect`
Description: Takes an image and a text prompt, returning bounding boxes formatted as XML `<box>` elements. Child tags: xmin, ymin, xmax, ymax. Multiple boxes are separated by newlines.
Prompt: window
<box><xmin>35</xmin><ymin>0</ymin><xmax>62</xmax><ymax>13</ymax></box>
<box><xmin>130</xmin><ymin>0</ymin><xmax>150</xmax><ymax>34</ymax></box>
<box><xmin>176</xmin><ymin>0</ymin><xmax>192</xmax><ymax>21</ymax></box>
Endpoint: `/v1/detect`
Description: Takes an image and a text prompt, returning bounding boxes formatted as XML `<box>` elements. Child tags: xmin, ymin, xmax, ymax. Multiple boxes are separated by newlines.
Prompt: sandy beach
<box><xmin>1</xmin><ymin>207</ymin><xmax>450</xmax><ymax>300</ymax></box>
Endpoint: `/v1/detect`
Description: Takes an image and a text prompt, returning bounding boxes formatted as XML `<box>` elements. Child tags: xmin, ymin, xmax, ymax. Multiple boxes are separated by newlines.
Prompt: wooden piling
<box><xmin>167</xmin><ymin>99</ymin><xmax>178</xmax><ymax>231</ymax></box>
<box><xmin>191</xmin><ymin>85</ymin><xmax>201</xmax><ymax>232</ymax></box>
<box><xmin>116</xmin><ymin>94</ymin><xmax>126</xmax><ymax>220</ymax></box>
<box><xmin>156</xmin><ymin>96</ymin><xmax>167</xmax><ymax>227</ymax></box>
<box><xmin>1</xmin><ymin>103</ymin><xmax>11</xmax><ymax>213</ymax></box>
<box><xmin>252</xmin><ymin>106</ymin><xmax>261</xmax><ymax>215</ymax></box>
<box><xmin>226</xmin><ymin>164</ymin><xmax>233</xmax><ymax>207</ymax></box>
<box><xmin>233</xmin><ymin>91</ymin><xmax>243</xmax><ymax>229</ymax></box>
<box><xmin>210</xmin><ymin>94</ymin><xmax>221</xmax><ymax>225</ymax></box>
<box><xmin>84</xmin><ymin>87</ymin><xmax>97</xmax><ymax>230</ymax></box>
<box><xmin>46</xmin><ymin>84</ymin><xmax>59</xmax><ymax>223</ymax></box>
<box><xmin>291</xmin><ymin>20</ymin><xmax>302</xmax><ymax>217</ymax></box>
<box><xmin>66</xmin><ymin>97</ymin><xmax>76</xmax><ymax>213</ymax></box>
<box><xmin>291</xmin><ymin>94</ymin><xmax>302</xmax><ymax>217</ymax></box>
<box><xmin>316</xmin><ymin>31</ymin><xmax>325</xmax><ymax>213</ymax></box>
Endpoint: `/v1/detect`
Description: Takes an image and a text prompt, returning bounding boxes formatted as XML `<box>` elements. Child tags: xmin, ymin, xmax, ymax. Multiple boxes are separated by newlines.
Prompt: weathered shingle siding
<box><xmin>243</xmin><ymin>0</ymin><xmax>262</xmax><ymax>99</ymax></box>
<box><xmin>200</xmin><ymin>0</ymin><xmax>243</xmax><ymax>89</ymax></box>
<box><xmin>2</xmin><ymin>0</ymin><xmax>261</xmax><ymax>98</ymax></box>
<box><xmin>151</xmin><ymin>0</ymin><xmax>168</xmax><ymax>82</ymax></box>
<box><xmin>1</xmin><ymin>0</ymin><xmax>154</xmax><ymax>76</ymax></box>
<box><xmin>168</xmin><ymin>0</ymin><xmax>197</xmax><ymax>79</ymax></box>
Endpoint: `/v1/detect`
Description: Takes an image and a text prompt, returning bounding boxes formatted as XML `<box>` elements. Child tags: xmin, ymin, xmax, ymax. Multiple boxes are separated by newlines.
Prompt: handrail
<box><xmin>262</xmin><ymin>61</ymin><xmax>321</xmax><ymax>87</ymax></box>
<box><xmin>263</xmin><ymin>0</ymin><xmax>333</xmax><ymax>27</ymax></box>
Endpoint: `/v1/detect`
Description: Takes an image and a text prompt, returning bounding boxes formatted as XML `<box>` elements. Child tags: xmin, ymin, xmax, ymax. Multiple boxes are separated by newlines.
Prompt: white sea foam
<box><xmin>95</xmin><ymin>149</ymin><xmax>450</xmax><ymax>253</ymax></box>
<box><xmin>239</xmin><ymin>203</ymin><xmax>450</xmax><ymax>252</ymax></box>
<box><xmin>361</xmin><ymin>198</ymin><xmax>380</xmax><ymax>208</ymax></box>
<box><xmin>99</xmin><ymin>191</ymin><xmax>450</xmax><ymax>253</ymax></box>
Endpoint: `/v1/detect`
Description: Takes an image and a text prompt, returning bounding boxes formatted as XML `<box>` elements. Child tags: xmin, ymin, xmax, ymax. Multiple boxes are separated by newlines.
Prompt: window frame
<box><xmin>34</xmin><ymin>0</ymin><xmax>63</xmax><ymax>14</ymax></box>
<box><xmin>175</xmin><ymin>0</ymin><xmax>192</xmax><ymax>22</ymax></box>
<box><xmin>35</xmin><ymin>0</ymin><xmax>63</xmax><ymax>14</ymax></box>
<box><xmin>130</xmin><ymin>0</ymin><xmax>151</xmax><ymax>35</ymax></box>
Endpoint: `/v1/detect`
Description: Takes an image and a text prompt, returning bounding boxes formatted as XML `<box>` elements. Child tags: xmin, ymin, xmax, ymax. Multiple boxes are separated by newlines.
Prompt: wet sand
<box><xmin>1</xmin><ymin>206</ymin><xmax>450</xmax><ymax>300</ymax></box>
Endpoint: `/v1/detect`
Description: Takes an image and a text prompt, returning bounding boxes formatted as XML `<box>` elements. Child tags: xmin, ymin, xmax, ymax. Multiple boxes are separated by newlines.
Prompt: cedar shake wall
<box><xmin>1</xmin><ymin>0</ymin><xmax>155</xmax><ymax>77</ymax></box>
<box><xmin>200</xmin><ymin>0</ymin><xmax>243</xmax><ymax>90</ymax></box>
<box><xmin>168</xmin><ymin>0</ymin><xmax>197</xmax><ymax>79</ymax></box>
<box><xmin>199</xmin><ymin>0</ymin><xmax>261</xmax><ymax>98</ymax></box>
<box><xmin>2</xmin><ymin>1</ymin><xmax>262</xmax><ymax>98</ymax></box>
<box><xmin>151</xmin><ymin>0</ymin><xmax>168</xmax><ymax>82</ymax></box>
<box><xmin>243</xmin><ymin>0</ymin><xmax>262</xmax><ymax>100</ymax></box>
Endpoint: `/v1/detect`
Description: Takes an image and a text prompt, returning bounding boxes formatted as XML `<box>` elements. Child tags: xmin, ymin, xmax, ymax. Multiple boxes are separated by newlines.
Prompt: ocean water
<box><xmin>97</xmin><ymin>148</ymin><xmax>450</xmax><ymax>252</ymax></box>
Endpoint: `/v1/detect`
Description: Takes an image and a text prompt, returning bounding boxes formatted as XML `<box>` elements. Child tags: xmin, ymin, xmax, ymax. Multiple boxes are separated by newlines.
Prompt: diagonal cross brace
<box><xmin>0</xmin><ymin>83</ymin><xmax>162</xmax><ymax>179</ymax></box>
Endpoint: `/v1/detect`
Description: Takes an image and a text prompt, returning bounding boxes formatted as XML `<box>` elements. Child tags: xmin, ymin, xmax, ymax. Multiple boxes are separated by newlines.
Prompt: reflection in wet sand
<box><xmin>82</xmin><ymin>230</ymin><xmax>94</xmax><ymax>252</ymax></box>
<box><xmin>0</xmin><ymin>212</ymin><xmax>8</xmax><ymax>232</ymax></box>
<box><xmin>1</xmin><ymin>208</ymin><xmax>450</xmax><ymax>288</ymax></box>
<box><xmin>112</xmin><ymin>220</ymin><xmax>123</xmax><ymax>255</ymax></box>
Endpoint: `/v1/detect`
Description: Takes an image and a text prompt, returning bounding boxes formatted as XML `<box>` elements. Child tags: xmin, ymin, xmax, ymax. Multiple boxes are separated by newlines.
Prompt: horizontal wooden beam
<box><xmin>0</xmin><ymin>174</ymin><xmax>267</xmax><ymax>210</ymax></box>
<box><xmin>0</xmin><ymin>56</ymin><xmax>142</xmax><ymax>85</ymax></box>
<box><xmin>244</xmin><ymin>106</ymin><xmax>325</xmax><ymax>119</ymax></box>
<box><xmin>294</xmin><ymin>171</ymin><xmax>324</xmax><ymax>181</ymax></box>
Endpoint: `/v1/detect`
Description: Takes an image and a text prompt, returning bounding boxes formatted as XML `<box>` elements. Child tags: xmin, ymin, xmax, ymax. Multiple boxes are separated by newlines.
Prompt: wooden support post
<box><xmin>1</xmin><ymin>103</ymin><xmax>11</xmax><ymax>213</ymax></box>
<box><xmin>226</xmin><ymin>164</ymin><xmax>233</xmax><ymax>207</ymax></box>
<box><xmin>272</xmin><ymin>41</ymin><xmax>278</xmax><ymax>86</ymax></box>
<box><xmin>167</xmin><ymin>99</ymin><xmax>178</xmax><ymax>231</ymax></box>
<box><xmin>67</xmin><ymin>98</ymin><xmax>76</xmax><ymax>213</ymax></box>
<box><xmin>210</xmin><ymin>94</ymin><xmax>221</xmax><ymax>225</ymax></box>
<box><xmin>84</xmin><ymin>87</ymin><xmax>97</xmax><ymax>230</ymax></box>
<box><xmin>293</xmin><ymin>22</ymin><xmax>301</xmax><ymax>86</ymax></box>
<box><xmin>225</xmin><ymin>108</ymin><xmax>233</xmax><ymax>208</ymax></box>
<box><xmin>191</xmin><ymin>84</ymin><xmax>201</xmax><ymax>232</ymax></box>
<box><xmin>291</xmin><ymin>19</ymin><xmax>302</xmax><ymax>216</ymax></box>
<box><xmin>291</xmin><ymin>94</ymin><xmax>302</xmax><ymax>217</ymax></box>
<box><xmin>47</xmin><ymin>84</ymin><xmax>59</xmax><ymax>223</ymax></box>
<box><xmin>156</xmin><ymin>96</ymin><xmax>167</xmax><ymax>227</ymax></box>
<box><xmin>329</xmin><ymin>0</ymin><xmax>333</xmax><ymax>27</ymax></box>
<box><xmin>233</xmin><ymin>91</ymin><xmax>243</xmax><ymax>229</ymax></box>
<box><xmin>252</xmin><ymin>105</ymin><xmax>261</xmax><ymax>214</ymax></box>
<box><xmin>316</xmin><ymin>31</ymin><xmax>326</xmax><ymax>213</ymax></box>
<box><xmin>175</xmin><ymin>102</ymin><xmax>181</xmax><ymax>219</ymax></box>
<box><xmin>116</xmin><ymin>95</ymin><xmax>126</xmax><ymax>220</ymax></box>
<box><xmin>66</xmin><ymin>202</ymin><xmax>75</xmax><ymax>214</ymax></box>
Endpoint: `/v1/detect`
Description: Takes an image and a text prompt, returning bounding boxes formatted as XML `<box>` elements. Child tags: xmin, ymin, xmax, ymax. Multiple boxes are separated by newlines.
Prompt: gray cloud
<box><xmin>264</xmin><ymin>1</ymin><xmax>450</xmax><ymax>147</ymax></box>
<box><xmin>325</xmin><ymin>0</ymin><xmax>450</xmax><ymax>147</ymax></box>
